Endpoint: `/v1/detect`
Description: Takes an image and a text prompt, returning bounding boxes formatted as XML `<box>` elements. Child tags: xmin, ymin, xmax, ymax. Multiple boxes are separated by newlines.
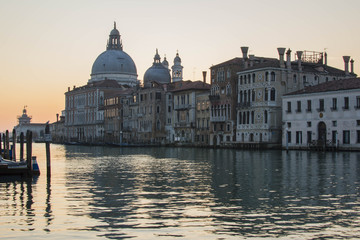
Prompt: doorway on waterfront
<box><xmin>318</xmin><ymin>121</ymin><xmax>327</xmax><ymax>146</ymax></box>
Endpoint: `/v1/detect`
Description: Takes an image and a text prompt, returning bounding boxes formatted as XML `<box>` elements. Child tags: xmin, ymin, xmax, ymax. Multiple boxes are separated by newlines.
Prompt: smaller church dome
<box><xmin>143</xmin><ymin>49</ymin><xmax>171</xmax><ymax>87</ymax></box>
<box><xmin>174</xmin><ymin>52</ymin><xmax>181</xmax><ymax>64</ymax></box>
<box><xmin>162</xmin><ymin>56</ymin><xmax>169</xmax><ymax>69</ymax></box>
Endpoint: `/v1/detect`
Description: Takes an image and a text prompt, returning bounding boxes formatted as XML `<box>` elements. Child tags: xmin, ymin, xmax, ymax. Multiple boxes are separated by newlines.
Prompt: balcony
<box><xmin>209</xmin><ymin>95</ymin><xmax>220</xmax><ymax>102</ymax></box>
<box><xmin>174</xmin><ymin>104</ymin><xmax>192</xmax><ymax>110</ymax></box>
<box><xmin>237</xmin><ymin>102</ymin><xmax>251</xmax><ymax>109</ymax></box>
<box><xmin>210</xmin><ymin>116</ymin><xmax>226</xmax><ymax>122</ymax></box>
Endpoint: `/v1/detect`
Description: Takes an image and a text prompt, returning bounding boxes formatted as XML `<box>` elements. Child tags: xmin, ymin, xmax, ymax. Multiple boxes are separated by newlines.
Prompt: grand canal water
<box><xmin>1</xmin><ymin>143</ymin><xmax>360</xmax><ymax>239</ymax></box>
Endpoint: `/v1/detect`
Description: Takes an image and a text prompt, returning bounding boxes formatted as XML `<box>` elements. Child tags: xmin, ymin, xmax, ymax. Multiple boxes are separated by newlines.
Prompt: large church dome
<box><xmin>143</xmin><ymin>49</ymin><xmax>171</xmax><ymax>88</ymax></box>
<box><xmin>89</xmin><ymin>23</ymin><xmax>138</xmax><ymax>86</ymax></box>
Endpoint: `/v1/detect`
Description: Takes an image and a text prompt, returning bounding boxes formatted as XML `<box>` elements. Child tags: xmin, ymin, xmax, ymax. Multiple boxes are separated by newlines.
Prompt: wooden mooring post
<box><xmin>26</xmin><ymin>130</ymin><xmax>32</xmax><ymax>173</ymax></box>
<box><xmin>5</xmin><ymin>130</ymin><xmax>10</xmax><ymax>159</ymax></box>
<box><xmin>45</xmin><ymin>124</ymin><xmax>51</xmax><ymax>177</ymax></box>
<box><xmin>20</xmin><ymin>132</ymin><xmax>24</xmax><ymax>161</ymax></box>
<box><xmin>12</xmin><ymin>129</ymin><xmax>16</xmax><ymax>161</ymax></box>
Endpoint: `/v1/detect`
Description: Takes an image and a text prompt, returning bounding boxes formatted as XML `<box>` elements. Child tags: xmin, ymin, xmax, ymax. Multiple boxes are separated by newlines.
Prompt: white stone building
<box><xmin>14</xmin><ymin>107</ymin><xmax>47</xmax><ymax>141</ymax></box>
<box><xmin>235</xmin><ymin>47</ymin><xmax>356</xmax><ymax>148</ymax></box>
<box><xmin>282</xmin><ymin>78</ymin><xmax>360</xmax><ymax>150</ymax></box>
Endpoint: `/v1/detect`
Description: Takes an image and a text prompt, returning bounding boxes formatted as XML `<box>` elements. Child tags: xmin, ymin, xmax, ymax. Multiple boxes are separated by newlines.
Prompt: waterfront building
<box><xmin>50</xmin><ymin>111</ymin><xmax>66</xmax><ymax>143</ymax></box>
<box><xmin>64</xmin><ymin>23</ymin><xmax>139</xmax><ymax>143</ymax></box>
<box><xmin>235</xmin><ymin>47</ymin><xmax>356</xmax><ymax>148</ymax></box>
<box><xmin>65</xmin><ymin>80</ymin><xmax>125</xmax><ymax>143</ymax></box>
<box><xmin>209</xmin><ymin>56</ymin><xmax>244</xmax><ymax>146</ymax></box>
<box><xmin>103</xmin><ymin>87</ymin><xmax>134</xmax><ymax>144</ymax></box>
<box><xmin>14</xmin><ymin>107</ymin><xmax>47</xmax><ymax>141</ymax></box>
<box><xmin>195</xmin><ymin>73</ymin><xmax>211</xmax><ymax>146</ymax></box>
<box><xmin>282</xmin><ymin>77</ymin><xmax>360</xmax><ymax>150</ymax></box>
<box><xmin>170</xmin><ymin>80</ymin><xmax>211</xmax><ymax>143</ymax></box>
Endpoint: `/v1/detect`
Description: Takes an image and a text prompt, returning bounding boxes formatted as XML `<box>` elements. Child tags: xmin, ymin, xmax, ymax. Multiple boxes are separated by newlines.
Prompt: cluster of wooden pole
<box><xmin>1</xmin><ymin>125</ymin><xmax>51</xmax><ymax>176</ymax></box>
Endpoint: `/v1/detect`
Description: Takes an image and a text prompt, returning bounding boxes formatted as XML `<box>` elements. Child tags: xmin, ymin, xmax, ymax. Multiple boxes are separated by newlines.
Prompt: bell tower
<box><xmin>107</xmin><ymin>21</ymin><xmax>123</xmax><ymax>50</ymax></box>
<box><xmin>171</xmin><ymin>51</ymin><xmax>183</xmax><ymax>82</ymax></box>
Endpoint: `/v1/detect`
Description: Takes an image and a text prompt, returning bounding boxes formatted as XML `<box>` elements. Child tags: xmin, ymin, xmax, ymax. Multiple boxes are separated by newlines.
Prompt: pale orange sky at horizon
<box><xmin>1</xmin><ymin>0</ymin><xmax>360</xmax><ymax>132</ymax></box>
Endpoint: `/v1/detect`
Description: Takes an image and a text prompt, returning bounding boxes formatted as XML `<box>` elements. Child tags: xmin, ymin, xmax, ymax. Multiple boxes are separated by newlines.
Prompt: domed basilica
<box><xmin>143</xmin><ymin>49</ymin><xmax>184</xmax><ymax>88</ymax></box>
<box><xmin>89</xmin><ymin>22</ymin><xmax>138</xmax><ymax>86</ymax></box>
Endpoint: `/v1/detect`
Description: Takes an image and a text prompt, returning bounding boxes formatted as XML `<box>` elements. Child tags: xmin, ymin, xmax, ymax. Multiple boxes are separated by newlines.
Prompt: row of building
<box><xmin>49</xmin><ymin>23</ymin><xmax>360</xmax><ymax>150</ymax></box>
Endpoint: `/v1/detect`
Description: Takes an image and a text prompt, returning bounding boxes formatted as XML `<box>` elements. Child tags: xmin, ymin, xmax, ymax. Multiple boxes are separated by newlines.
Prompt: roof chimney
<box><xmin>241</xmin><ymin>46</ymin><xmax>249</xmax><ymax>59</ymax></box>
<box><xmin>56</xmin><ymin>113</ymin><xmax>59</xmax><ymax>122</ymax></box>
<box><xmin>249</xmin><ymin>55</ymin><xmax>255</xmax><ymax>67</ymax></box>
<box><xmin>202</xmin><ymin>71</ymin><xmax>207</xmax><ymax>83</ymax></box>
<box><xmin>350</xmin><ymin>59</ymin><xmax>354</xmax><ymax>74</ymax></box>
<box><xmin>296</xmin><ymin>51</ymin><xmax>303</xmax><ymax>71</ymax></box>
<box><xmin>277</xmin><ymin>47</ymin><xmax>286</xmax><ymax>68</ymax></box>
<box><xmin>324</xmin><ymin>52</ymin><xmax>328</xmax><ymax>65</ymax></box>
<box><xmin>286</xmin><ymin>48</ymin><xmax>292</xmax><ymax>70</ymax></box>
<box><xmin>343</xmin><ymin>56</ymin><xmax>350</xmax><ymax>75</ymax></box>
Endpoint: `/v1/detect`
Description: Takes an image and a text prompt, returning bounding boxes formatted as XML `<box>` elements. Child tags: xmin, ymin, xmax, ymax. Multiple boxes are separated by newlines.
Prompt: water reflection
<box><xmin>1</xmin><ymin>145</ymin><xmax>360</xmax><ymax>239</ymax></box>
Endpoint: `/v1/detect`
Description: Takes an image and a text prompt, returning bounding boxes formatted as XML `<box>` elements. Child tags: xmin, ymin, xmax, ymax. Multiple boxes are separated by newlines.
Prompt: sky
<box><xmin>1</xmin><ymin>0</ymin><xmax>360</xmax><ymax>132</ymax></box>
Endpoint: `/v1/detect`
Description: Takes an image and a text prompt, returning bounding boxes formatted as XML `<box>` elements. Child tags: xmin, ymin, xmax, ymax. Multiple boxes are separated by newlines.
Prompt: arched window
<box><xmin>252</xmin><ymin>73</ymin><xmax>256</xmax><ymax>83</ymax></box>
<box><xmin>265</xmin><ymin>72</ymin><xmax>269</xmax><ymax>81</ymax></box>
<box><xmin>243</xmin><ymin>111</ymin><xmax>246</xmax><ymax>124</ymax></box>
<box><xmin>244</xmin><ymin>91</ymin><xmax>247</xmax><ymax>103</ymax></box>
<box><xmin>240</xmin><ymin>76</ymin><xmax>243</xmax><ymax>85</ymax></box>
<box><xmin>303</xmin><ymin>76</ymin><xmax>307</xmax><ymax>84</ymax></box>
<box><xmin>264</xmin><ymin>110</ymin><xmax>268</xmax><ymax>124</ymax></box>
<box><xmin>244</xmin><ymin>75</ymin><xmax>247</xmax><ymax>84</ymax></box>
<box><xmin>239</xmin><ymin>91</ymin><xmax>243</xmax><ymax>103</ymax></box>
<box><xmin>248</xmin><ymin>89</ymin><xmax>251</xmax><ymax>103</ymax></box>
<box><xmin>293</xmin><ymin>74</ymin><xmax>297</xmax><ymax>83</ymax></box>
<box><xmin>271</xmin><ymin>72</ymin><xmax>276</xmax><ymax>81</ymax></box>
<box><xmin>247</xmin><ymin>111</ymin><xmax>250</xmax><ymax>124</ymax></box>
<box><xmin>270</xmin><ymin>88</ymin><xmax>276</xmax><ymax>101</ymax></box>
<box><xmin>252</xmin><ymin>89</ymin><xmax>255</xmax><ymax>102</ymax></box>
<box><xmin>239</xmin><ymin>112</ymin><xmax>242</xmax><ymax>124</ymax></box>
<box><xmin>264</xmin><ymin>88</ymin><xmax>268</xmax><ymax>101</ymax></box>
<box><xmin>251</xmin><ymin>111</ymin><xmax>254</xmax><ymax>124</ymax></box>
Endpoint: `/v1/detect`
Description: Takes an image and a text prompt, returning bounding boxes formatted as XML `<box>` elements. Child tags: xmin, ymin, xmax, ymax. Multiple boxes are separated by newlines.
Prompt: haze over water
<box><xmin>1</xmin><ymin>144</ymin><xmax>360</xmax><ymax>239</ymax></box>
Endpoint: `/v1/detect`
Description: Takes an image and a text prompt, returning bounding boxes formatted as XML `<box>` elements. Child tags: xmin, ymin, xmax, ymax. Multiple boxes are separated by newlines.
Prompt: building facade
<box><xmin>282</xmin><ymin>78</ymin><xmax>360</xmax><ymax>150</ymax></box>
<box><xmin>235</xmin><ymin>47</ymin><xmax>356</xmax><ymax>148</ymax></box>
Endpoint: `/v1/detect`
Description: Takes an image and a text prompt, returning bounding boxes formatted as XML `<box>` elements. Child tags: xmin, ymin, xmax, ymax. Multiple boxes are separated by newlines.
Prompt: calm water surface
<box><xmin>1</xmin><ymin>144</ymin><xmax>360</xmax><ymax>239</ymax></box>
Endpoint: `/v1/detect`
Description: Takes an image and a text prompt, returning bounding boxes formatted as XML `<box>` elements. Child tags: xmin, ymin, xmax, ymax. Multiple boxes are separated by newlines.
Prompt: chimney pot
<box><xmin>343</xmin><ymin>56</ymin><xmax>350</xmax><ymax>75</ymax></box>
<box><xmin>350</xmin><ymin>59</ymin><xmax>354</xmax><ymax>74</ymax></box>
<box><xmin>296</xmin><ymin>51</ymin><xmax>303</xmax><ymax>71</ymax></box>
<box><xmin>202</xmin><ymin>71</ymin><xmax>207</xmax><ymax>83</ymax></box>
<box><xmin>241</xmin><ymin>46</ymin><xmax>249</xmax><ymax>59</ymax></box>
<box><xmin>286</xmin><ymin>48</ymin><xmax>292</xmax><ymax>70</ymax></box>
<box><xmin>277</xmin><ymin>47</ymin><xmax>286</xmax><ymax>68</ymax></box>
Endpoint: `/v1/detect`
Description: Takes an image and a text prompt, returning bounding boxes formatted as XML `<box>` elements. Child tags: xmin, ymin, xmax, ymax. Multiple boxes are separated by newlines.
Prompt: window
<box><xmin>333</xmin><ymin>121</ymin><xmax>337</xmax><ymax>127</ymax></box>
<box><xmin>307</xmin><ymin>100</ymin><xmax>312</xmax><ymax>112</ymax></box>
<box><xmin>319</xmin><ymin>99</ymin><xmax>324</xmax><ymax>112</ymax></box>
<box><xmin>357</xmin><ymin>120</ymin><xmax>360</xmax><ymax>126</ymax></box>
<box><xmin>287</xmin><ymin>101</ymin><xmax>292</xmax><ymax>113</ymax></box>
<box><xmin>357</xmin><ymin>130</ymin><xmax>360</xmax><ymax>143</ymax></box>
<box><xmin>357</xmin><ymin>96</ymin><xmax>360</xmax><ymax>109</ymax></box>
<box><xmin>344</xmin><ymin>97</ymin><xmax>349</xmax><ymax>110</ymax></box>
<box><xmin>303</xmin><ymin>76</ymin><xmax>307</xmax><ymax>84</ymax></box>
<box><xmin>264</xmin><ymin>110</ymin><xmax>268</xmax><ymax>124</ymax></box>
<box><xmin>251</xmin><ymin>111</ymin><xmax>254</xmax><ymax>124</ymax></box>
<box><xmin>270</xmin><ymin>88</ymin><xmax>276</xmax><ymax>101</ymax></box>
<box><xmin>296</xmin><ymin>131</ymin><xmax>302</xmax><ymax>144</ymax></box>
<box><xmin>307</xmin><ymin>131</ymin><xmax>312</xmax><ymax>144</ymax></box>
<box><xmin>168</xmin><ymin>106</ymin><xmax>171</xmax><ymax>113</ymax></box>
<box><xmin>264</xmin><ymin>88</ymin><xmax>268</xmax><ymax>101</ymax></box>
<box><xmin>156</xmin><ymin>92</ymin><xmax>161</xmax><ymax>100</ymax></box>
<box><xmin>287</xmin><ymin>131</ymin><xmax>291</xmax><ymax>143</ymax></box>
<box><xmin>296</xmin><ymin>101</ymin><xmax>301</xmax><ymax>112</ymax></box>
<box><xmin>343</xmin><ymin>130</ymin><xmax>350</xmax><ymax>144</ymax></box>
<box><xmin>293</xmin><ymin>74</ymin><xmax>297</xmax><ymax>83</ymax></box>
<box><xmin>331</xmin><ymin>98</ymin><xmax>337</xmax><ymax>111</ymax></box>
<box><xmin>332</xmin><ymin>131</ymin><xmax>337</xmax><ymax>145</ymax></box>
<box><xmin>271</xmin><ymin>72</ymin><xmax>276</xmax><ymax>81</ymax></box>
<box><xmin>287</xmin><ymin>122</ymin><xmax>291</xmax><ymax>128</ymax></box>
<box><xmin>307</xmin><ymin>121</ymin><xmax>311</xmax><ymax>127</ymax></box>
